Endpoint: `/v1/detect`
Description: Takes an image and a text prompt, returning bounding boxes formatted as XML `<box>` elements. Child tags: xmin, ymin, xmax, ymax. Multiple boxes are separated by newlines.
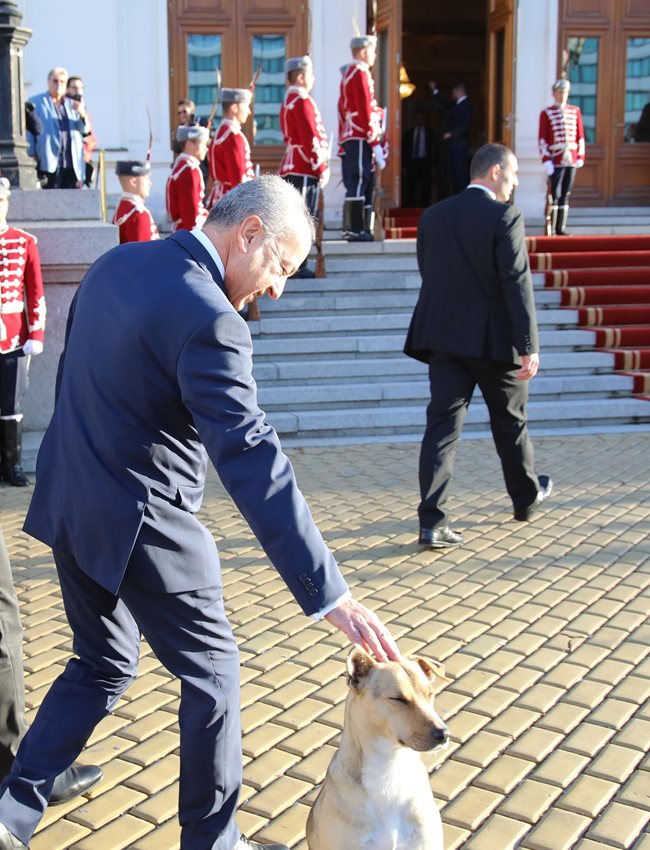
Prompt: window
<box><xmin>252</xmin><ymin>34</ymin><xmax>286</xmax><ymax>145</ymax></box>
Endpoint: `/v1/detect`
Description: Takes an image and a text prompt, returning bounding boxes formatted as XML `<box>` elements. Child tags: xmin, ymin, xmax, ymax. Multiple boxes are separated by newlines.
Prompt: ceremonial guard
<box><xmin>279</xmin><ymin>55</ymin><xmax>329</xmax><ymax>277</ymax></box>
<box><xmin>166</xmin><ymin>125</ymin><xmax>209</xmax><ymax>232</ymax></box>
<box><xmin>207</xmin><ymin>88</ymin><xmax>255</xmax><ymax>208</ymax></box>
<box><xmin>538</xmin><ymin>78</ymin><xmax>585</xmax><ymax>235</ymax></box>
<box><xmin>113</xmin><ymin>161</ymin><xmax>159</xmax><ymax>244</ymax></box>
<box><xmin>338</xmin><ymin>33</ymin><xmax>387</xmax><ymax>241</ymax></box>
<box><xmin>0</xmin><ymin>179</ymin><xmax>45</xmax><ymax>487</ymax></box>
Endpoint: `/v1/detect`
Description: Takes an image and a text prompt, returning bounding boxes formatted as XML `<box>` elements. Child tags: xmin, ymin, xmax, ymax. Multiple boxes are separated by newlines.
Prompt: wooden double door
<box><xmin>560</xmin><ymin>0</ymin><xmax>650</xmax><ymax>206</ymax></box>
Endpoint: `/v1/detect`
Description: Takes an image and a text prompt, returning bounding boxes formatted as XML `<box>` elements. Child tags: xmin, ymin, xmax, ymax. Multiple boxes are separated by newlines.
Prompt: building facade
<box><xmin>17</xmin><ymin>0</ymin><xmax>650</xmax><ymax>226</ymax></box>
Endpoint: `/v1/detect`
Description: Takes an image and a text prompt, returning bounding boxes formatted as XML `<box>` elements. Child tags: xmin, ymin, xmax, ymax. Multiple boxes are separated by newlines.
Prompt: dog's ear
<box><xmin>346</xmin><ymin>647</ymin><xmax>374</xmax><ymax>688</ymax></box>
<box><xmin>414</xmin><ymin>656</ymin><xmax>452</xmax><ymax>684</ymax></box>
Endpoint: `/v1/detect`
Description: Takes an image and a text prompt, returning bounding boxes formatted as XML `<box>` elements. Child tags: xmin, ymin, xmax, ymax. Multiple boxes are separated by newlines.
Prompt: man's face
<box><xmin>222</xmin><ymin>215</ymin><xmax>311</xmax><ymax>312</ymax></box>
<box><xmin>188</xmin><ymin>138</ymin><xmax>208</xmax><ymax>161</ymax></box>
<box><xmin>452</xmin><ymin>86</ymin><xmax>464</xmax><ymax>102</ymax></box>
<box><xmin>67</xmin><ymin>79</ymin><xmax>84</xmax><ymax>99</ymax></box>
<box><xmin>494</xmin><ymin>153</ymin><xmax>519</xmax><ymax>202</ymax></box>
<box><xmin>134</xmin><ymin>174</ymin><xmax>152</xmax><ymax>199</ymax></box>
<box><xmin>302</xmin><ymin>67</ymin><xmax>315</xmax><ymax>92</ymax></box>
<box><xmin>553</xmin><ymin>87</ymin><xmax>570</xmax><ymax>106</ymax></box>
<box><xmin>48</xmin><ymin>72</ymin><xmax>67</xmax><ymax>100</ymax></box>
<box><xmin>364</xmin><ymin>45</ymin><xmax>377</xmax><ymax>68</ymax></box>
<box><xmin>0</xmin><ymin>194</ymin><xmax>9</xmax><ymax>228</ymax></box>
<box><xmin>236</xmin><ymin>101</ymin><xmax>252</xmax><ymax>125</ymax></box>
<box><xmin>177</xmin><ymin>104</ymin><xmax>193</xmax><ymax>126</ymax></box>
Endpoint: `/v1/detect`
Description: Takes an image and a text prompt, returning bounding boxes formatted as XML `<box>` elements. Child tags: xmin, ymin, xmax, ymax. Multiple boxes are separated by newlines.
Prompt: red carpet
<box><xmin>526</xmin><ymin>234</ymin><xmax>650</xmax><ymax>253</ymax></box>
<box><xmin>528</xmin><ymin>234</ymin><xmax>650</xmax><ymax>402</ymax></box>
<box><xmin>384</xmin><ymin>207</ymin><xmax>423</xmax><ymax>240</ymax></box>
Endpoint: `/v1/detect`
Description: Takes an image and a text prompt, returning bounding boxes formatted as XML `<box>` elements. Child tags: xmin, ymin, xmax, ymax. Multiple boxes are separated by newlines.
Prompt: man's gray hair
<box><xmin>205</xmin><ymin>175</ymin><xmax>315</xmax><ymax>242</ymax></box>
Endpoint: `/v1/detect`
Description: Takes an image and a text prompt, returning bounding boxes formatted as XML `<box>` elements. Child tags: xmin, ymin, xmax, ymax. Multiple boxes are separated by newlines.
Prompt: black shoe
<box><xmin>419</xmin><ymin>526</ymin><xmax>464</xmax><ymax>548</ymax></box>
<box><xmin>1</xmin><ymin>465</ymin><xmax>29</xmax><ymax>487</ymax></box>
<box><xmin>233</xmin><ymin>837</ymin><xmax>289</xmax><ymax>850</ymax></box>
<box><xmin>49</xmin><ymin>763</ymin><xmax>103</xmax><ymax>806</ymax></box>
<box><xmin>514</xmin><ymin>475</ymin><xmax>553</xmax><ymax>521</ymax></box>
<box><xmin>0</xmin><ymin>828</ymin><xmax>28</xmax><ymax>849</ymax></box>
<box><xmin>346</xmin><ymin>230</ymin><xmax>373</xmax><ymax>242</ymax></box>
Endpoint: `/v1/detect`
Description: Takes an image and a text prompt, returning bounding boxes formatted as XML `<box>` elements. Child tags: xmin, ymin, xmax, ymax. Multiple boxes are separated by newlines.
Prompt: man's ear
<box><xmin>238</xmin><ymin>215</ymin><xmax>264</xmax><ymax>251</ymax></box>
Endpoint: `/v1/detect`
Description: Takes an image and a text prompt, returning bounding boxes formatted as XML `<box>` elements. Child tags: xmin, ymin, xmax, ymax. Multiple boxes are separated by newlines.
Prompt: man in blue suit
<box><xmin>0</xmin><ymin>176</ymin><xmax>399</xmax><ymax>850</ymax></box>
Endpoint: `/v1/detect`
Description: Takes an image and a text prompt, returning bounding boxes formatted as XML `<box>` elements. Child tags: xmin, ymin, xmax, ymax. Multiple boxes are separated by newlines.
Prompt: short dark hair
<box><xmin>470</xmin><ymin>143</ymin><xmax>512</xmax><ymax>179</ymax></box>
<box><xmin>67</xmin><ymin>75</ymin><xmax>83</xmax><ymax>87</ymax></box>
<box><xmin>287</xmin><ymin>69</ymin><xmax>302</xmax><ymax>84</ymax></box>
<box><xmin>177</xmin><ymin>98</ymin><xmax>195</xmax><ymax>110</ymax></box>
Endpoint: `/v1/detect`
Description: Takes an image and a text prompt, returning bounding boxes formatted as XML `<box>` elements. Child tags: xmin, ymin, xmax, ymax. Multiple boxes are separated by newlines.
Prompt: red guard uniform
<box><xmin>0</xmin><ymin>226</ymin><xmax>45</xmax><ymax>354</ymax></box>
<box><xmin>538</xmin><ymin>103</ymin><xmax>585</xmax><ymax>168</ymax></box>
<box><xmin>338</xmin><ymin>61</ymin><xmax>383</xmax><ymax>148</ymax></box>
<box><xmin>279</xmin><ymin>86</ymin><xmax>328</xmax><ymax>180</ymax></box>
<box><xmin>166</xmin><ymin>153</ymin><xmax>208</xmax><ymax>232</ymax></box>
<box><xmin>207</xmin><ymin>120</ymin><xmax>254</xmax><ymax>207</ymax></box>
<box><xmin>113</xmin><ymin>194</ymin><xmax>159</xmax><ymax>244</ymax></box>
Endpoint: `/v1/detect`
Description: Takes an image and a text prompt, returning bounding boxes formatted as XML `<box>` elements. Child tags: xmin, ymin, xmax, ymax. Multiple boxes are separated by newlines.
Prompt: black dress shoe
<box><xmin>233</xmin><ymin>837</ymin><xmax>289</xmax><ymax>850</ymax></box>
<box><xmin>49</xmin><ymin>763</ymin><xmax>103</xmax><ymax>805</ymax></box>
<box><xmin>419</xmin><ymin>526</ymin><xmax>464</xmax><ymax>548</ymax></box>
<box><xmin>0</xmin><ymin>827</ymin><xmax>28</xmax><ymax>849</ymax></box>
<box><xmin>514</xmin><ymin>475</ymin><xmax>553</xmax><ymax>521</ymax></box>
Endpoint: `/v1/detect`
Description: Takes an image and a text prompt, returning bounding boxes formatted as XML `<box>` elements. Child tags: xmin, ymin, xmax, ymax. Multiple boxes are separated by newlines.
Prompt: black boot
<box><xmin>0</xmin><ymin>420</ymin><xmax>29</xmax><ymax>487</ymax></box>
<box><xmin>363</xmin><ymin>205</ymin><xmax>376</xmax><ymax>241</ymax></box>
<box><xmin>343</xmin><ymin>198</ymin><xmax>371</xmax><ymax>242</ymax></box>
<box><xmin>556</xmin><ymin>205</ymin><xmax>569</xmax><ymax>235</ymax></box>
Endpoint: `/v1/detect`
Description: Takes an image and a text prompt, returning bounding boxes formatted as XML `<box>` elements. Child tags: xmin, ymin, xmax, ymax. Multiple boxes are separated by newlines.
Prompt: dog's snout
<box><xmin>431</xmin><ymin>726</ymin><xmax>449</xmax><ymax>748</ymax></box>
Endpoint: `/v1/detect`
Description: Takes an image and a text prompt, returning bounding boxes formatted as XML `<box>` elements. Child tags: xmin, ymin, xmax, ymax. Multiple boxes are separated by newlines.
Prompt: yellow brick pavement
<box><xmin>1</xmin><ymin>432</ymin><xmax>649</xmax><ymax>849</ymax></box>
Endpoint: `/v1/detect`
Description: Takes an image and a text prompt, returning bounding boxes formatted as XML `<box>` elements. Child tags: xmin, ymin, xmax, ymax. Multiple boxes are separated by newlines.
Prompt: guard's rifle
<box><xmin>544</xmin><ymin>178</ymin><xmax>553</xmax><ymax>236</ymax></box>
<box><xmin>206</xmin><ymin>66</ymin><xmax>222</xmax><ymax>130</ymax></box>
<box><xmin>314</xmin><ymin>133</ymin><xmax>333</xmax><ymax>278</ymax></box>
<box><xmin>373</xmin><ymin>106</ymin><xmax>387</xmax><ymax>241</ymax></box>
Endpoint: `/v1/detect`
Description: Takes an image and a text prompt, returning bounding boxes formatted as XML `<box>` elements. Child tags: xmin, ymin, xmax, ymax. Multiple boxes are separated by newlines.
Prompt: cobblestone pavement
<box><xmin>1</xmin><ymin>432</ymin><xmax>649</xmax><ymax>850</ymax></box>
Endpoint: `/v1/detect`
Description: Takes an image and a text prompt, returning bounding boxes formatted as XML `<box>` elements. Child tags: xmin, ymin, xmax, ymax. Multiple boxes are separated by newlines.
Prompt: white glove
<box><xmin>576</xmin><ymin>159</ymin><xmax>584</xmax><ymax>168</ymax></box>
<box><xmin>320</xmin><ymin>167</ymin><xmax>331</xmax><ymax>188</ymax></box>
<box><xmin>22</xmin><ymin>339</ymin><xmax>43</xmax><ymax>356</ymax></box>
<box><xmin>372</xmin><ymin>144</ymin><xmax>386</xmax><ymax>171</ymax></box>
<box><xmin>543</xmin><ymin>160</ymin><xmax>554</xmax><ymax>177</ymax></box>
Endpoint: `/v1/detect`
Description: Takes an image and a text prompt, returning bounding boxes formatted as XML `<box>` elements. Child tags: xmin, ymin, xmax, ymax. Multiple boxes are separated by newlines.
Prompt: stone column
<box><xmin>0</xmin><ymin>1</ymin><xmax>38</xmax><ymax>188</ymax></box>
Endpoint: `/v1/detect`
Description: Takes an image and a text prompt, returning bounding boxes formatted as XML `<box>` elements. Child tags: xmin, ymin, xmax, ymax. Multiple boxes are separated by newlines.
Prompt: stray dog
<box><xmin>306</xmin><ymin>647</ymin><xmax>450</xmax><ymax>850</ymax></box>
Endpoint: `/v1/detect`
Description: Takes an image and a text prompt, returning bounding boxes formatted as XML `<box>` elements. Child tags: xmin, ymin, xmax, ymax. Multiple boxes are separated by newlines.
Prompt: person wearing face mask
<box><xmin>26</xmin><ymin>66</ymin><xmax>88</xmax><ymax>189</ymax></box>
<box><xmin>0</xmin><ymin>176</ymin><xmax>400</xmax><ymax>850</ymax></box>
<box><xmin>538</xmin><ymin>78</ymin><xmax>585</xmax><ymax>235</ymax></box>
<box><xmin>404</xmin><ymin>144</ymin><xmax>552</xmax><ymax>550</ymax></box>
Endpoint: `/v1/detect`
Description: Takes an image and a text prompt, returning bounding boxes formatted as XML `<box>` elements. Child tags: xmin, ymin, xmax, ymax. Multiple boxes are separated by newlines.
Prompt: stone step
<box><xmin>251</xmin><ymin>328</ymin><xmax>596</xmax><ymax>358</ymax></box>
<box><xmin>252</xmin><ymin>350</ymin><xmax>615</xmax><ymax>383</ymax></box>
<box><xmin>257</xmin><ymin>373</ymin><xmax>634</xmax><ymax>410</ymax></box>
<box><xmin>265</xmin><ymin>397</ymin><xmax>650</xmax><ymax>439</ymax></box>
<box><xmin>9</xmin><ymin>187</ymin><xmax>103</xmax><ymax>221</ymax></box>
<box><xmin>15</xmin><ymin>220</ymin><xmax>118</xmax><ymax>266</ymax></box>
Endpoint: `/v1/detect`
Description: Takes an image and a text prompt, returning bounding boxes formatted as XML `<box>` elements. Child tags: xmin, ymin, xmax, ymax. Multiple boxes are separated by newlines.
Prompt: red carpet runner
<box><xmin>527</xmin><ymin>234</ymin><xmax>650</xmax><ymax>399</ymax></box>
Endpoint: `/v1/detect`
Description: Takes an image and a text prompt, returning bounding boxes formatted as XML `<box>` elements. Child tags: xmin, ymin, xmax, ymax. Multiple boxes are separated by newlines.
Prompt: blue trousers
<box><xmin>0</xmin><ymin>548</ymin><xmax>242</xmax><ymax>850</ymax></box>
<box><xmin>341</xmin><ymin>139</ymin><xmax>374</xmax><ymax>204</ymax></box>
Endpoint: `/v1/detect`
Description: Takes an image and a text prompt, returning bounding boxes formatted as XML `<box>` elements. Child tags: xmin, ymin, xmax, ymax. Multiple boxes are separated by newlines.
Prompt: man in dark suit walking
<box><xmin>429</xmin><ymin>80</ymin><xmax>473</xmax><ymax>196</ymax></box>
<box><xmin>0</xmin><ymin>176</ymin><xmax>399</xmax><ymax>850</ymax></box>
<box><xmin>404</xmin><ymin>144</ymin><xmax>552</xmax><ymax>549</ymax></box>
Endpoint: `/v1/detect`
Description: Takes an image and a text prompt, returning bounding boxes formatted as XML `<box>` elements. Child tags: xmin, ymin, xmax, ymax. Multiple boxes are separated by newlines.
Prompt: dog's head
<box><xmin>346</xmin><ymin>647</ymin><xmax>451</xmax><ymax>752</ymax></box>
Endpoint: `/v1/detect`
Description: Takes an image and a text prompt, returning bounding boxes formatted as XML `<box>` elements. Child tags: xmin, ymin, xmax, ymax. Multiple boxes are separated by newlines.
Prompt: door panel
<box><xmin>375</xmin><ymin>0</ymin><xmax>402</xmax><ymax>211</ymax></box>
<box><xmin>560</xmin><ymin>0</ymin><xmax>650</xmax><ymax>205</ymax></box>
<box><xmin>487</xmin><ymin>0</ymin><xmax>515</xmax><ymax>148</ymax></box>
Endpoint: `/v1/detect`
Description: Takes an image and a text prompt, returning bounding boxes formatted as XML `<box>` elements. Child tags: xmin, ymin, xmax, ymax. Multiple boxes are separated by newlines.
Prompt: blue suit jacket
<box><xmin>24</xmin><ymin>230</ymin><xmax>348</xmax><ymax>615</ymax></box>
<box><xmin>27</xmin><ymin>91</ymin><xmax>87</xmax><ymax>181</ymax></box>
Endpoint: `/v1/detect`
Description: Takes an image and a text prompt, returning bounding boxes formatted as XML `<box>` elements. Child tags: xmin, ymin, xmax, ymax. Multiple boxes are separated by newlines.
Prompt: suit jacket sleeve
<box><xmin>495</xmin><ymin>206</ymin><xmax>539</xmax><ymax>356</ymax></box>
<box><xmin>177</xmin><ymin>310</ymin><xmax>349</xmax><ymax>616</ymax></box>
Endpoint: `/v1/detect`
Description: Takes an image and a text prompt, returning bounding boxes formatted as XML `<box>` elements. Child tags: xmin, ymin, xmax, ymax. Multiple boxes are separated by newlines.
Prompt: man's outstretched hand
<box><xmin>325</xmin><ymin>597</ymin><xmax>401</xmax><ymax>662</ymax></box>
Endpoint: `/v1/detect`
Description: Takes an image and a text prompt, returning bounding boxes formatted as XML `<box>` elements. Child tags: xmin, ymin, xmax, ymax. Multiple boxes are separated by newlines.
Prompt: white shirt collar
<box><xmin>456</xmin><ymin>95</ymin><xmax>468</xmax><ymax>104</ymax></box>
<box><xmin>190</xmin><ymin>227</ymin><xmax>226</xmax><ymax>281</ymax></box>
<box><xmin>467</xmin><ymin>183</ymin><xmax>496</xmax><ymax>200</ymax></box>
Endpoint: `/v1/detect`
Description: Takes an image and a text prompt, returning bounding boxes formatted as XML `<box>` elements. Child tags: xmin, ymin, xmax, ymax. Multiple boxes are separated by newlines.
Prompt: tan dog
<box><xmin>306</xmin><ymin>647</ymin><xmax>450</xmax><ymax>850</ymax></box>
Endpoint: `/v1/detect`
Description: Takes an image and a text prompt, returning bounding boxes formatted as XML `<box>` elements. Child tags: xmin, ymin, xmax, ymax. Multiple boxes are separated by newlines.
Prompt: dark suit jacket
<box><xmin>402</xmin><ymin>126</ymin><xmax>435</xmax><ymax>170</ymax></box>
<box><xmin>432</xmin><ymin>94</ymin><xmax>473</xmax><ymax>144</ymax></box>
<box><xmin>24</xmin><ymin>230</ymin><xmax>348</xmax><ymax>615</ymax></box>
<box><xmin>404</xmin><ymin>187</ymin><xmax>539</xmax><ymax>366</ymax></box>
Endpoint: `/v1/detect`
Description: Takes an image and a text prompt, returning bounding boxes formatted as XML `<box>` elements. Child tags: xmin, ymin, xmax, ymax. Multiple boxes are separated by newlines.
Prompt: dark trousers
<box><xmin>0</xmin><ymin>353</ymin><xmax>29</xmax><ymax>418</ymax></box>
<box><xmin>447</xmin><ymin>140</ymin><xmax>470</xmax><ymax>195</ymax></box>
<box><xmin>549</xmin><ymin>166</ymin><xmax>576</xmax><ymax>207</ymax></box>
<box><xmin>341</xmin><ymin>139</ymin><xmax>374</xmax><ymax>204</ymax></box>
<box><xmin>282</xmin><ymin>174</ymin><xmax>320</xmax><ymax>217</ymax></box>
<box><xmin>0</xmin><ymin>549</ymin><xmax>242</xmax><ymax>850</ymax></box>
<box><xmin>418</xmin><ymin>352</ymin><xmax>539</xmax><ymax>529</ymax></box>
<box><xmin>37</xmin><ymin>168</ymin><xmax>79</xmax><ymax>189</ymax></box>
<box><xmin>403</xmin><ymin>159</ymin><xmax>432</xmax><ymax>208</ymax></box>
<box><xmin>0</xmin><ymin>529</ymin><xmax>27</xmax><ymax>780</ymax></box>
